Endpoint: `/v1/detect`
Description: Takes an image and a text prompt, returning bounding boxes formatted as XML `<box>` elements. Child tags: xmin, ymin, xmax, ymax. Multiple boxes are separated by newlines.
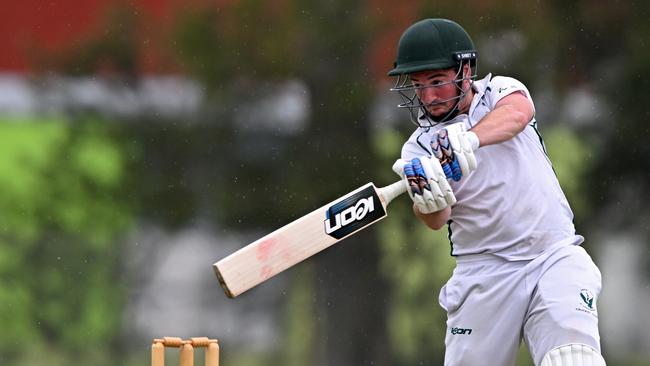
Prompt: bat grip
<box><xmin>378</xmin><ymin>180</ymin><xmax>407</xmax><ymax>205</ymax></box>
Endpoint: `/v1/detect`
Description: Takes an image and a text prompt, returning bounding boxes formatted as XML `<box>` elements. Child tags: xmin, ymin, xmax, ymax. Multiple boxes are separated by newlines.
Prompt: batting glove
<box><xmin>392</xmin><ymin>157</ymin><xmax>456</xmax><ymax>214</ymax></box>
<box><xmin>433</xmin><ymin>123</ymin><xmax>479</xmax><ymax>181</ymax></box>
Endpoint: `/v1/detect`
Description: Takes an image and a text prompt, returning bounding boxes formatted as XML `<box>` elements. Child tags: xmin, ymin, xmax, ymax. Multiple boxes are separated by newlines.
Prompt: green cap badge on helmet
<box><xmin>388</xmin><ymin>18</ymin><xmax>477</xmax><ymax>76</ymax></box>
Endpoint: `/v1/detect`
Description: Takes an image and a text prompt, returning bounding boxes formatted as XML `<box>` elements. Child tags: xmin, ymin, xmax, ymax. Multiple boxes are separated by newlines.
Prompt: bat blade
<box><xmin>214</xmin><ymin>181</ymin><xmax>405</xmax><ymax>298</ymax></box>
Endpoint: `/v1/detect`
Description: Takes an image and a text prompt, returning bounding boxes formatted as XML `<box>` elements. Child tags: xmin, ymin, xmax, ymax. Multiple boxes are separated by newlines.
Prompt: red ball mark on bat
<box><xmin>260</xmin><ymin>265</ymin><xmax>274</xmax><ymax>280</ymax></box>
<box><xmin>256</xmin><ymin>238</ymin><xmax>277</xmax><ymax>262</ymax></box>
<box><xmin>281</xmin><ymin>247</ymin><xmax>293</xmax><ymax>261</ymax></box>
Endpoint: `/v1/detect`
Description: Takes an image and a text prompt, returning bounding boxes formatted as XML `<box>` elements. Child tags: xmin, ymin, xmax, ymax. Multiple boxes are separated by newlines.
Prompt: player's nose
<box><xmin>418</xmin><ymin>86</ymin><xmax>438</xmax><ymax>104</ymax></box>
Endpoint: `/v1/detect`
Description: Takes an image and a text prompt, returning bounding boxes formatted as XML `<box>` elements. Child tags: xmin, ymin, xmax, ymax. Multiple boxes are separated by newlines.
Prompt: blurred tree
<box><xmin>582</xmin><ymin>1</ymin><xmax>650</xmax><ymax>225</ymax></box>
<box><xmin>282</xmin><ymin>265</ymin><xmax>317</xmax><ymax>366</ymax></box>
<box><xmin>371</xmin><ymin>127</ymin><xmax>450</xmax><ymax>365</ymax></box>
<box><xmin>0</xmin><ymin>117</ymin><xmax>132</xmax><ymax>365</ymax></box>
<box><xmin>19</xmin><ymin>0</ymin><xmax>649</xmax><ymax>365</ymax></box>
<box><xmin>543</xmin><ymin>126</ymin><xmax>592</xmax><ymax>221</ymax></box>
<box><xmin>32</xmin><ymin>5</ymin><xmax>140</xmax><ymax>78</ymax></box>
<box><xmin>169</xmin><ymin>1</ymin><xmax>387</xmax><ymax>364</ymax></box>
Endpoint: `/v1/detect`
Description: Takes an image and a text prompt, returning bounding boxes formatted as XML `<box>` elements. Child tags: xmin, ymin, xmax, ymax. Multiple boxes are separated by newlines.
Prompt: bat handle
<box><xmin>378</xmin><ymin>180</ymin><xmax>407</xmax><ymax>205</ymax></box>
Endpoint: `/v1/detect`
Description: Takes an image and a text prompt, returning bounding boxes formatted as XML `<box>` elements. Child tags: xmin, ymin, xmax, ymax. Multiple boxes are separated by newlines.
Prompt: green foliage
<box><xmin>542</xmin><ymin>126</ymin><xmax>593</xmax><ymax>221</ymax></box>
<box><xmin>282</xmin><ymin>265</ymin><xmax>317</xmax><ymax>366</ymax></box>
<box><xmin>372</xmin><ymin>127</ymin><xmax>451</xmax><ymax>364</ymax></box>
<box><xmin>378</xmin><ymin>206</ymin><xmax>453</xmax><ymax>365</ymax></box>
<box><xmin>516</xmin><ymin>344</ymin><xmax>535</xmax><ymax>366</ymax></box>
<box><xmin>171</xmin><ymin>1</ymin><xmax>300</xmax><ymax>91</ymax></box>
<box><xmin>0</xmin><ymin>117</ymin><xmax>131</xmax><ymax>364</ymax></box>
<box><xmin>171</xmin><ymin>7</ymin><xmax>233</xmax><ymax>89</ymax></box>
<box><xmin>167</xmin><ymin>0</ymin><xmax>375</xmax><ymax>231</ymax></box>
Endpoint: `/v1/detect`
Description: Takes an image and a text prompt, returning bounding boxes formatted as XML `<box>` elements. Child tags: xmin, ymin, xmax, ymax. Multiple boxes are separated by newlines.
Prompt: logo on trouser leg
<box><xmin>450</xmin><ymin>327</ymin><xmax>472</xmax><ymax>335</ymax></box>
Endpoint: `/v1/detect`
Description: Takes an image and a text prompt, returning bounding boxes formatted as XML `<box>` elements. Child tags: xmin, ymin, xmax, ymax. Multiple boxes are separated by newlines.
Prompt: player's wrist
<box><xmin>465</xmin><ymin>131</ymin><xmax>480</xmax><ymax>151</ymax></box>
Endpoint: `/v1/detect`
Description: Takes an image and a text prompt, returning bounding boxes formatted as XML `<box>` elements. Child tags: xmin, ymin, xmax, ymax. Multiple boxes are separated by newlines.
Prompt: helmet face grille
<box><xmin>390</xmin><ymin>61</ymin><xmax>478</xmax><ymax>128</ymax></box>
<box><xmin>388</xmin><ymin>18</ymin><xmax>477</xmax><ymax>76</ymax></box>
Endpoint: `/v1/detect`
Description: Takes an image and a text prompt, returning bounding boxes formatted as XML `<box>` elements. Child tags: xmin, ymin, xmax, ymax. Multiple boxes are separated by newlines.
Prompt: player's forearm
<box><xmin>414</xmin><ymin>205</ymin><xmax>451</xmax><ymax>230</ymax></box>
<box><xmin>469</xmin><ymin>91</ymin><xmax>534</xmax><ymax>147</ymax></box>
<box><xmin>470</xmin><ymin>103</ymin><xmax>530</xmax><ymax>147</ymax></box>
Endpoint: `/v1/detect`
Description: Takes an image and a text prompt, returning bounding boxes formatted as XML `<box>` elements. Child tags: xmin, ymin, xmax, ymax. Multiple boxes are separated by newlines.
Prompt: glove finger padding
<box><xmin>393</xmin><ymin>158</ymin><xmax>421</xmax><ymax>197</ymax></box>
<box><xmin>419</xmin><ymin>156</ymin><xmax>456</xmax><ymax>207</ymax></box>
<box><xmin>436</xmin><ymin>129</ymin><xmax>462</xmax><ymax>181</ymax></box>
<box><xmin>411</xmin><ymin>158</ymin><xmax>442</xmax><ymax>213</ymax></box>
<box><xmin>392</xmin><ymin>157</ymin><xmax>456</xmax><ymax>214</ymax></box>
<box><xmin>430</xmin><ymin>137</ymin><xmax>455</xmax><ymax>180</ymax></box>
<box><xmin>441</xmin><ymin>122</ymin><xmax>478</xmax><ymax>178</ymax></box>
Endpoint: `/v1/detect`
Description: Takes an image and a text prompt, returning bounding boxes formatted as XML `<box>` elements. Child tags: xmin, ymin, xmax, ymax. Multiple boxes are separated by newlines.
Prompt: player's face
<box><xmin>410</xmin><ymin>66</ymin><xmax>470</xmax><ymax>118</ymax></box>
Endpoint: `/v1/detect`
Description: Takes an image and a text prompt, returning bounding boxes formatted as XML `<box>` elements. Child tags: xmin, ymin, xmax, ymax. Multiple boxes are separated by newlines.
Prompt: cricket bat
<box><xmin>213</xmin><ymin>180</ymin><xmax>407</xmax><ymax>298</ymax></box>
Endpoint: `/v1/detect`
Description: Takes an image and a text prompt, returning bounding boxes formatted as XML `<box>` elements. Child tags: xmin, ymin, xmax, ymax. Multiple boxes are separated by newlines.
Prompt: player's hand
<box><xmin>392</xmin><ymin>157</ymin><xmax>456</xmax><ymax>214</ymax></box>
<box><xmin>431</xmin><ymin>123</ymin><xmax>479</xmax><ymax>181</ymax></box>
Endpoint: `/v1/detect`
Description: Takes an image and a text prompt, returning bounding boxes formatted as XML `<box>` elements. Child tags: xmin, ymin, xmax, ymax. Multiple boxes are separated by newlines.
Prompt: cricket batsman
<box><xmin>389</xmin><ymin>19</ymin><xmax>605</xmax><ymax>365</ymax></box>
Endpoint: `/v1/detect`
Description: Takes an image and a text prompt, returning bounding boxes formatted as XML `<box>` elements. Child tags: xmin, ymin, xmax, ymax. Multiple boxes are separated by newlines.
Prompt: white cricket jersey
<box><xmin>401</xmin><ymin>74</ymin><xmax>583</xmax><ymax>260</ymax></box>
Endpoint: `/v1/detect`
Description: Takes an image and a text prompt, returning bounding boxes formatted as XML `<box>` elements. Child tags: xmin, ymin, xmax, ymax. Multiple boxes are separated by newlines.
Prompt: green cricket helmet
<box><xmin>388</xmin><ymin>18</ymin><xmax>477</xmax><ymax>76</ymax></box>
<box><xmin>389</xmin><ymin>19</ymin><xmax>478</xmax><ymax>127</ymax></box>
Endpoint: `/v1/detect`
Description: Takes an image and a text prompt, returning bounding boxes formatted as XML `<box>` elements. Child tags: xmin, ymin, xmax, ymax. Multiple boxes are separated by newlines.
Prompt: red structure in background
<box><xmin>0</xmin><ymin>0</ymin><xmax>416</xmax><ymax>80</ymax></box>
<box><xmin>366</xmin><ymin>0</ymin><xmax>420</xmax><ymax>83</ymax></box>
<box><xmin>0</xmin><ymin>0</ymin><xmax>215</xmax><ymax>73</ymax></box>
<box><xmin>4</xmin><ymin>1</ymin><xmax>112</xmax><ymax>71</ymax></box>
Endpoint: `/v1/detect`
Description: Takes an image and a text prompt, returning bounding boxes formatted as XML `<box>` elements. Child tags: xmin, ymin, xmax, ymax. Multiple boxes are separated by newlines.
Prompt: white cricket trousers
<box><xmin>439</xmin><ymin>244</ymin><xmax>602</xmax><ymax>366</ymax></box>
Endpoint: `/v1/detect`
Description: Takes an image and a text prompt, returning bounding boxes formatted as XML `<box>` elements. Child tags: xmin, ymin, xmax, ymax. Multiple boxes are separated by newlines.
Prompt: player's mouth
<box><xmin>426</xmin><ymin>104</ymin><xmax>450</xmax><ymax>116</ymax></box>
